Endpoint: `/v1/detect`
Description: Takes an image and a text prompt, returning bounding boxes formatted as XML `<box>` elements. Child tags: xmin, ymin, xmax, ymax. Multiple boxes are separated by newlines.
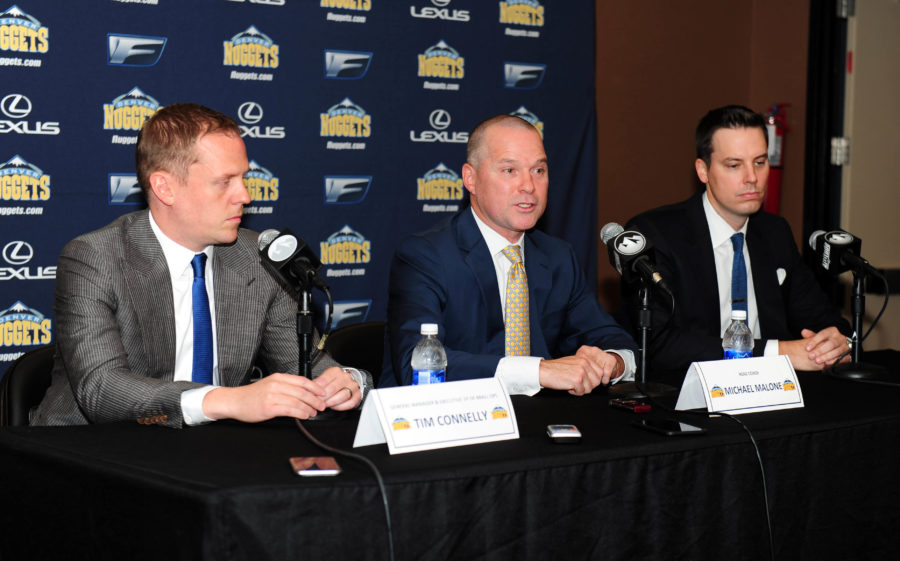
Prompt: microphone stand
<box><xmin>826</xmin><ymin>269</ymin><xmax>891</xmax><ymax>384</ymax></box>
<box><xmin>296</xmin><ymin>270</ymin><xmax>342</xmax><ymax>420</ymax></box>
<box><xmin>609</xmin><ymin>281</ymin><xmax>677</xmax><ymax>398</ymax></box>
<box><xmin>297</xmin><ymin>280</ymin><xmax>314</xmax><ymax>380</ymax></box>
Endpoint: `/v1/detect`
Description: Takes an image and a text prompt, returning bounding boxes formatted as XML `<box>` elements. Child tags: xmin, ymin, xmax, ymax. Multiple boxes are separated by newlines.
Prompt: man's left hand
<box><xmin>315</xmin><ymin>366</ymin><xmax>362</xmax><ymax>410</ymax></box>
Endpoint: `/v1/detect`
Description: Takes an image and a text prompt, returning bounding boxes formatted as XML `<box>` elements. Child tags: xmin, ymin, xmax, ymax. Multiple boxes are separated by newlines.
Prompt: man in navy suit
<box><xmin>381</xmin><ymin>114</ymin><xmax>638</xmax><ymax>395</ymax></box>
<box><xmin>622</xmin><ymin>105</ymin><xmax>851</xmax><ymax>375</ymax></box>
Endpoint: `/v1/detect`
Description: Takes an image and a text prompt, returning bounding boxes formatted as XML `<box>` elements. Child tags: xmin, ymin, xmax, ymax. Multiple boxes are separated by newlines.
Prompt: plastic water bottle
<box><xmin>411</xmin><ymin>323</ymin><xmax>447</xmax><ymax>385</ymax></box>
<box><xmin>722</xmin><ymin>310</ymin><xmax>753</xmax><ymax>360</ymax></box>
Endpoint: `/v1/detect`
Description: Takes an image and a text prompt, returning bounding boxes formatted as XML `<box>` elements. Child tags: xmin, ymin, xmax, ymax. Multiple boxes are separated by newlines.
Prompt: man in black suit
<box><xmin>622</xmin><ymin>105</ymin><xmax>851</xmax><ymax>375</ymax></box>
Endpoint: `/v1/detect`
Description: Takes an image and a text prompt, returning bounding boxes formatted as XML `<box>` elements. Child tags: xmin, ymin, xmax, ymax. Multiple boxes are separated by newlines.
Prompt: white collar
<box><xmin>702</xmin><ymin>191</ymin><xmax>749</xmax><ymax>248</ymax></box>
<box><xmin>148</xmin><ymin>210</ymin><xmax>214</xmax><ymax>280</ymax></box>
<box><xmin>470</xmin><ymin>207</ymin><xmax>525</xmax><ymax>260</ymax></box>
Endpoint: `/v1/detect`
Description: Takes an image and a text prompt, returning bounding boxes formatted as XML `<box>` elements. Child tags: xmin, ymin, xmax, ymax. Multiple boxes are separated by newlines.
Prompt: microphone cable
<box><xmin>294</xmin><ymin>418</ymin><xmax>395</xmax><ymax>561</ymax></box>
<box><xmin>633</xmin><ymin>379</ymin><xmax>775</xmax><ymax>561</ymax></box>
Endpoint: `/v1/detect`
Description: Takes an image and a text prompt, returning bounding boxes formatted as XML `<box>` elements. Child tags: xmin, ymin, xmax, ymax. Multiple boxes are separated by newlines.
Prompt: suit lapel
<box><xmin>213</xmin><ymin>238</ymin><xmax>259</xmax><ymax>387</ymax></box>
<box><xmin>455</xmin><ymin>212</ymin><xmax>505</xmax><ymax>340</ymax></box>
<box><xmin>687</xmin><ymin>193</ymin><xmax>724</xmax><ymax>330</ymax></box>
<box><xmin>523</xmin><ymin>234</ymin><xmax>551</xmax><ymax>357</ymax></box>
<box><xmin>123</xmin><ymin>211</ymin><xmax>177</xmax><ymax>379</ymax></box>
<box><xmin>745</xmin><ymin>215</ymin><xmax>783</xmax><ymax>336</ymax></box>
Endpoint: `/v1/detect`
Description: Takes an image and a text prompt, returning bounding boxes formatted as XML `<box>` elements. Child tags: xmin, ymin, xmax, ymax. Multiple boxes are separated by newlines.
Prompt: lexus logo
<box><xmin>238</xmin><ymin>102</ymin><xmax>264</xmax><ymax>124</ymax></box>
<box><xmin>2</xmin><ymin>241</ymin><xmax>34</xmax><ymax>265</ymax></box>
<box><xmin>429</xmin><ymin>109</ymin><xmax>451</xmax><ymax>130</ymax></box>
<box><xmin>1</xmin><ymin>94</ymin><xmax>32</xmax><ymax>119</ymax></box>
<box><xmin>431</xmin><ymin>0</ymin><xmax>451</xmax><ymax>6</ymax></box>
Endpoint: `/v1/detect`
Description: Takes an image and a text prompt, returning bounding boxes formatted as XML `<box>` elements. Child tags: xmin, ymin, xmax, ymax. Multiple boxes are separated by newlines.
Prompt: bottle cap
<box><xmin>730</xmin><ymin>309</ymin><xmax>748</xmax><ymax>321</ymax></box>
<box><xmin>420</xmin><ymin>323</ymin><xmax>439</xmax><ymax>335</ymax></box>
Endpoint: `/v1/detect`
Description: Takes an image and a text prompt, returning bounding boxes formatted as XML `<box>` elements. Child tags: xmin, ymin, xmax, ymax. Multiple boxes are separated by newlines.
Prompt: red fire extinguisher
<box><xmin>764</xmin><ymin>103</ymin><xmax>790</xmax><ymax>214</ymax></box>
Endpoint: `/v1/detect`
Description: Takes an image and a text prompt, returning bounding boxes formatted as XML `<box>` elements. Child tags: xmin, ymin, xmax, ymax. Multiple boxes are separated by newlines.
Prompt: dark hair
<box><xmin>695</xmin><ymin>105</ymin><xmax>768</xmax><ymax>166</ymax></box>
<box><xmin>466</xmin><ymin>114</ymin><xmax>540</xmax><ymax>168</ymax></box>
<box><xmin>135</xmin><ymin>103</ymin><xmax>241</xmax><ymax>194</ymax></box>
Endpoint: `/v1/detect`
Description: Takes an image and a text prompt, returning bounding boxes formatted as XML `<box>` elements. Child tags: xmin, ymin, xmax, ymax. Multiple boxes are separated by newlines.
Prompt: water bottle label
<box><xmin>412</xmin><ymin>368</ymin><xmax>446</xmax><ymax>385</ymax></box>
<box><xmin>723</xmin><ymin>349</ymin><xmax>753</xmax><ymax>360</ymax></box>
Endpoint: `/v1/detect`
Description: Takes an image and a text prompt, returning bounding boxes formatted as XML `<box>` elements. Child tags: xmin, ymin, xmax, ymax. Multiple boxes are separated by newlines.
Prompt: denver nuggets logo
<box><xmin>103</xmin><ymin>87</ymin><xmax>161</xmax><ymax>131</ymax></box>
<box><xmin>710</xmin><ymin>386</ymin><xmax>725</xmax><ymax>398</ymax></box>
<box><xmin>491</xmin><ymin>407</ymin><xmax>509</xmax><ymax>419</ymax></box>
<box><xmin>499</xmin><ymin>0</ymin><xmax>545</xmax><ymax>27</ymax></box>
<box><xmin>223</xmin><ymin>26</ymin><xmax>279</xmax><ymax>69</ymax></box>
<box><xmin>0</xmin><ymin>155</ymin><xmax>49</xmax><ymax>201</ymax></box>
<box><xmin>510</xmin><ymin>106</ymin><xmax>544</xmax><ymax>138</ymax></box>
<box><xmin>391</xmin><ymin>418</ymin><xmax>411</xmax><ymax>431</ymax></box>
<box><xmin>0</xmin><ymin>6</ymin><xmax>49</xmax><ymax>53</ymax></box>
<box><xmin>418</xmin><ymin>40</ymin><xmax>464</xmax><ymax>79</ymax></box>
<box><xmin>417</xmin><ymin>163</ymin><xmax>463</xmax><ymax>201</ymax></box>
<box><xmin>783</xmin><ymin>380</ymin><xmax>796</xmax><ymax>391</ymax></box>
<box><xmin>0</xmin><ymin>301</ymin><xmax>51</xmax><ymax>347</ymax></box>
<box><xmin>320</xmin><ymin>225</ymin><xmax>371</xmax><ymax>265</ymax></box>
<box><xmin>244</xmin><ymin>160</ymin><xmax>279</xmax><ymax>202</ymax></box>
<box><xmin>320</xmin><ymin>98</ymin><xmax>371</xmax><ymax>138</ymax></box>
<box><xmin>321</xmin><ymin>0</ymin><xmax>371</xmax><ymax>10</ymax></box>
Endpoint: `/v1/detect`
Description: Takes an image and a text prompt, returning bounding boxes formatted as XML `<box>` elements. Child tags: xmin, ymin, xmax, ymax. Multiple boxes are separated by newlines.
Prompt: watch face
<box><xmin>267</xmin><ymin>235</ymin><xmax>298</xmax><ymax>263</ymax></box>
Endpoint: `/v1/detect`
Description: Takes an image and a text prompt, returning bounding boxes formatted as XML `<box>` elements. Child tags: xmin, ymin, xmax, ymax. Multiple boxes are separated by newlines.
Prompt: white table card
<box><xmin>675</xmin><ymin>355</ymin><xmax>804</xmax><ymax>415</ymax></box>
<box><xmin>353</xmin><ymin>378</ymin><xmax>519</xmax><ymax>454</ymax></box>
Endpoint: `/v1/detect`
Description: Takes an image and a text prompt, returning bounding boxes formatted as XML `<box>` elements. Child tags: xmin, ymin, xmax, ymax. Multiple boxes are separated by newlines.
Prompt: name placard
<box><xmin>675</xmin><ymin>355</ymin><xmax>804</xmax><ymax>415</ymax></box>
<box><xmin>353</xmin><ymin>378</ymin><xmax>519</xmax><ymax>454</ymax></box>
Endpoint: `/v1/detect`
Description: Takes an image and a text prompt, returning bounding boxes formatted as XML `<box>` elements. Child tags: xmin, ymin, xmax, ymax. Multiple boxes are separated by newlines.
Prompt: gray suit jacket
<box><xmin>32</xmin><ymin>210</ymin><xmax>339</xmax><ymax>427</ymax></box>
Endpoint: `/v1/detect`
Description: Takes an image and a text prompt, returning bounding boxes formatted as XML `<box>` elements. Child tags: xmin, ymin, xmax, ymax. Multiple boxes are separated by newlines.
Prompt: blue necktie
<box><xmin>191</xmin><ymin>253</ymin><xmax>213</xmax><ymax>385</ymax></box>
<box><xmin>730</xmin><ymin>233</ymin><xmax>748</xmax><ymax>314</ymax></box>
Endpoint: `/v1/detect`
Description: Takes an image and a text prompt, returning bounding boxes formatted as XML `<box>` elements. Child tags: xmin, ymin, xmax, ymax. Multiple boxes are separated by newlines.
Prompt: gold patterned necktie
<box><xmin>502</xmin><ymin>245</ymin><xmax>530</xmax><ymax>356</ymax></box>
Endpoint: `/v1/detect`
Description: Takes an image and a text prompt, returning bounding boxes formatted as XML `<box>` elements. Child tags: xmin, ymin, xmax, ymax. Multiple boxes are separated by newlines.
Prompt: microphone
<box><xmin>808</xmin><ymin>229</ymin><xmax>874</xmax><ymax>275</ymax></box>
<box><xmin>258</xmin><ymin>228</ymin><xmax>327</xmax><ymax>291</ymax></box>
<box><xmin>600</xmin><ymin>222</ymin><xmax>670</xmax><ymax>293</ymax></box>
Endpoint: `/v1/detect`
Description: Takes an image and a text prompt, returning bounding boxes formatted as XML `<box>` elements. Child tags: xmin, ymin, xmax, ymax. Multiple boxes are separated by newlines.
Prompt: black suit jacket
<box><xmin>623</xmin><ymin>192</ymin><xmax>850</xmax><ymax>374</ymax></box>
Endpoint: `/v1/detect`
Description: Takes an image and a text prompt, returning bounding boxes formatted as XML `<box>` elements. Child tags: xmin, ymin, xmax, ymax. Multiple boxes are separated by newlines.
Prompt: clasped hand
<box><xmin>538</xmin><ymin>345</ymin><xmax>623</xmax><ymax>396</ymax></box>
<box><xmin>202</xmin><ymin>366</ymin><xmax>360</xmax><ymax>423</ymax></box>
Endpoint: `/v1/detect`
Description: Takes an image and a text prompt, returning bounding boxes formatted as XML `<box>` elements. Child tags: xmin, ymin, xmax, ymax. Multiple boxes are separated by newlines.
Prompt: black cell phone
<box><xmin>609</xmin><ymin>398</ymin><xmax>651</xmax><ymax>413</ymax></box>
<box><xmin>632</xmin><ymin>418</ymin><xmax>706</xmax><ymax>436</ymax></box>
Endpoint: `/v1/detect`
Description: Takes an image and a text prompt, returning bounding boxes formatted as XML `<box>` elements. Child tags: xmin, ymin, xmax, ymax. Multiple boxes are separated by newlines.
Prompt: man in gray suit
<box><xmin>32</xmin><ymin>103</ymin><xmax>366</xmax><ymax>428</ymax></box>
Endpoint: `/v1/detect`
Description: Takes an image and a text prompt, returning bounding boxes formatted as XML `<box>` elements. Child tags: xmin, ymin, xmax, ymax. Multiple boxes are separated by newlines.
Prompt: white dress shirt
<box><xmin>471</xmin><ymin>209</ymin><xmax>635</xmax><ymax>395</ymax></box>
<box><xmin>149</xmin><ymin>212</ymin><xmax>219</xmax><ymax>425</ymax></box>
<box><xmin>702</xmin><ymin>192</ymin><xmax>779</xmax><ymax>356</ymax></box>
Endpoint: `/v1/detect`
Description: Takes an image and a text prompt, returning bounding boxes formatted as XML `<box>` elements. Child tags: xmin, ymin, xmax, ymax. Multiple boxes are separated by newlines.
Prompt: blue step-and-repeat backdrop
<box><xmin>0</xmin><ymin>0</ymin><xmax>598</xmax><ymax>372</ymax></box>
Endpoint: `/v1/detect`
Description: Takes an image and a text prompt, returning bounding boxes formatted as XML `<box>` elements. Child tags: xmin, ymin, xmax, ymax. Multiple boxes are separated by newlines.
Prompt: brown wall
<box><xmin>594</xmin><ymin>0</ymin><xmax>810</xmax><ymax>312</ymax></box>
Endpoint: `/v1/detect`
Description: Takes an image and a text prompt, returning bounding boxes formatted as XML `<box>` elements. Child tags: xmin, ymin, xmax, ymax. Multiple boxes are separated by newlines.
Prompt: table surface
<box><xmin>2</xmin><ymin>362</ymin><xmax>900</xmax><ymax>561</ymax></box>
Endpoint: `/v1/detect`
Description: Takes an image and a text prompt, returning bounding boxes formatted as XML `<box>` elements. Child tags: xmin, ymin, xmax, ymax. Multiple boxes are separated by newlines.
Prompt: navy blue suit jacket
<box><xmin>622</xmin><ymin>192</ymin><xmax>850</xmax><ymax>374</ymax></box>
<box><xmin>380</xmin><ymin>209</ymin><xmax>637</xmax><ymax>387</ymax></box>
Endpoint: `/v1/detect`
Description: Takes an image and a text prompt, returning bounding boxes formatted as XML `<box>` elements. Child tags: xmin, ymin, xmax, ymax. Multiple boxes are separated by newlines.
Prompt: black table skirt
<box><xmin>2</xmin><ymin>365</ymin><xmax>900</xmax><ymax>561</ymax></box>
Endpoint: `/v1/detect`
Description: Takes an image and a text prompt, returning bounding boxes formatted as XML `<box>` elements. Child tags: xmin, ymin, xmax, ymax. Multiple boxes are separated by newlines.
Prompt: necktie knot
<box><xmin>502</xmin><ymin>245</ymin><xmax>523</xmax><ymax>266</ymax></box>
<box><xmin>730</xmin><ymin>233</ymin><xmax>744</xmax><ymax>254</ymax></box>
<box><xmin>191</xmin><ymin>253</ymin><xmax>207</xmax><ymax>279</ymax></box>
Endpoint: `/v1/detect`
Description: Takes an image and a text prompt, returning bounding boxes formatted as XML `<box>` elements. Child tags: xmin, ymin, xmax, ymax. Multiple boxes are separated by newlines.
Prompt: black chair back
<box><xmin>0</xmin><ymin>345</ymin><xmax>55</xmax><ymax>427</ymax></box>
<box><xmin>323</xmin><ymin>322</ymin><xmax>385</xmax><ymax>386</ymax></box>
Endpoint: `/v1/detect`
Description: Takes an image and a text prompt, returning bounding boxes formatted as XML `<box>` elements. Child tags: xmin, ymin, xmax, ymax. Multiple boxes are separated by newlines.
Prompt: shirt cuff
<box><xmin>607</xmin><ymin>349</ymin><xmax>636</xmax><ymax>384</ymax></box>
<box><xmin>764</xmin><ymin>339</ymin><xmax>779</xmax><ymax>357</ymax></box>
<box><xmin>343</xmin><ymin>367</ymin><xmax>369</xmax><ymax>406</ymax></box>
<box><xmin>181</xmin><ymin>385</ymin><xmax>218</xmax><ymax>426</ymax></box>
<box><xmin>495</xmin><ymin>356</ymin><xmax>542</xmax><ymax>396</ymax></box>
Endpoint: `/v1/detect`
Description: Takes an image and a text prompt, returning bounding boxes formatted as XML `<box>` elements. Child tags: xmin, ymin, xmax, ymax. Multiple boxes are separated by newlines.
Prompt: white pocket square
<box><xmin>776</xmin><ymin>268</ymin><xmax>787</xmax><ymax>286</ymax></box>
